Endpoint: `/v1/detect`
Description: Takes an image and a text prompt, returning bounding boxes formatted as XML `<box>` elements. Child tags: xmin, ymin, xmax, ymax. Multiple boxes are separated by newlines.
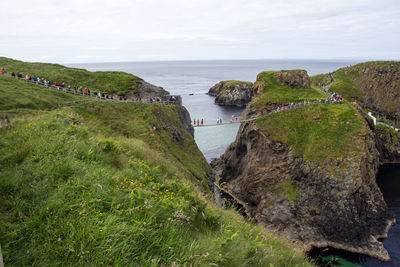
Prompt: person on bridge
<box><xmin>201</xmin><ymin>119</ymin><xmax>204</xmax><ymax>125</ymax></box>
<box><xmin>194</xmin><ymin>119</ymin><xmax>196</xmax><ymax>125</ymax></box>
<box><xmin>197</xmin><ymin>119</ymin><xmax>199</xmax><ymax>126</ymax></box>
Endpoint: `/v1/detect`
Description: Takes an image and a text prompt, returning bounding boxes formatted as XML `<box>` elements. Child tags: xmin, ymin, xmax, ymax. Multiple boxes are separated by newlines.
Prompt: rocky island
<box><xmin>207</xmin><ymin>80</ymin><xmax>253</xmax><ymax>107</ymax></box>
<box><xmin>212</xmin><ymin>64</ymin><xmax>400</xmax><ymax>261</ymax></box>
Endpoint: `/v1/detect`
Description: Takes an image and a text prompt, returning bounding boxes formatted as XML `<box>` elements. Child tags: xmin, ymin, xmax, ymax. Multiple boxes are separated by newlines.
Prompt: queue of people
<box><xmin>1</xmin><ymin>67</ymin><xmax>181</xmax><ymax>105</ymax></box>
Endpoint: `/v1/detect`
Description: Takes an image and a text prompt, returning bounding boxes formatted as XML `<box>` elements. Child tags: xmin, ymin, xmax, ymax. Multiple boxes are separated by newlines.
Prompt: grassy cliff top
<box><xmin>0</xmin><ymin>79</ymin><xmax>312</xmax><ymax>265</ymax></box>
<box><xmin>255</xmin><ymin>103</ymin><xmax>367</xmax><ymax>161</ymax></box>
<box><xmin>223</xmin><ymin>80</ymin><xmax>253</xmax><ymax>87</ymax></box>
<box><xmin>249</xmin><ymin>70</ymin><xmax>329</xmax><ymax>112</ymax></box>
<box><xmin>0</xmin><ymin>57</ymin><xmax>145</xmax><ymax>95</ymax></box>
<box><xmin>329</xmin><ymin>61</ymin><xmax>400</xmax><ymax>117</ymax></box>
<box><xmin>0</xmin><ymin>75</ymin><xmax>85</xmax><ymax>115</ymax></box>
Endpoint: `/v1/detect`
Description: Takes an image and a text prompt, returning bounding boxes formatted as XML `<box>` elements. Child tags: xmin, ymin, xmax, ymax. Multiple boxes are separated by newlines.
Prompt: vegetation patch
<box><xmin>255</xmin><ymin>103</ymin><xmax>366</xmax><ymax>161</ymax></box>
<box><xmin>0</xmin><ymin>57</ymin><xmax>145</xmax><ymax>95</ymax></box>
<box><xmin>0</xmin><ymin>102</ymin><xmax>312</xmax><ymax>266</ymax></box>
<box><xmin>250</xmin><ymin>71</ymin><xmax>329</xmax><ymax>112</ymax></box>
<box><xmin>310</xmin><ymin>73</ymin><xmax>331</xmax><ymax>87</ymax></box>
<box><xmin>330</xmin><ymin>70</ymin><xmax>362</xmax><ymax>100</ymax></box>
<box><xmin>0</xmin><ymin>75</ymin><xmax>85</xmax><ymax>115</ymax></box>
<box><xmin>266</xmin><ymin>180</ymin><xmax>298</xmax><ymax>202</ymax></box>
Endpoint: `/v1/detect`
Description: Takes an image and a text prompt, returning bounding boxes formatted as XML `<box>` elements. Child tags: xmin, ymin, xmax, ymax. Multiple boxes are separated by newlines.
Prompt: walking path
<box><xmin>193</xmin><ymin>99</ymin><xmax>343</xmax><ymax>127</ymax></box>
<box><xmin>0</xmin><ymin>71</ymin><xmax>181</xmax><ymax>105</ymax></box>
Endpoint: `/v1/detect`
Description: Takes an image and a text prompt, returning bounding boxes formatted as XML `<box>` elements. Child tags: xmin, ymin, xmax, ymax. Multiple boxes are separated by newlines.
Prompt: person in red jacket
<box><xmin>84</xmin><ymin>88</ymin><xmax>88</xmax><ymax>95</ymax></box>
<box><xmin>201</xmin><ymin>119</ymin><xmax>203</xmax><ymax>125</ymax></box>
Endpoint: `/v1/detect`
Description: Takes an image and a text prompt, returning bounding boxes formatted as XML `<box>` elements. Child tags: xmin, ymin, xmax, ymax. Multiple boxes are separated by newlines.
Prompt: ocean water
<box><xmin>68</xmin><ymin>59</ymin><xmax>400</xmax><ymax>266</ymax></box>
<box><xmin>68</xmin><ymin>59</ymin><xmax>357</xmax><ymax>161</ymax></box>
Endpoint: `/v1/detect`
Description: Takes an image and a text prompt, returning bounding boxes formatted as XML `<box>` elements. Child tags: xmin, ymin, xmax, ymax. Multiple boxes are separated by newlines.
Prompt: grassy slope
<box><xmin>330</xmin><ymin>61</ymin><xmax>400</xmax><ymax>114</ymax></box>
<box><xmin>0</xmin><ymin>81</ymin><xmax>312</xmax><ymax>265</ymax></box>
<box><xmin>0</xmin><ymin>57</ymin><xmax>145</xmax><ymax>95</ymax></box>
<box><xmin>310</xmin><ymin>74</ymin><xmax>331</xmax><ymax>87</ymax></box>
<box><xmin>250</xmin><ymin>71</ymin><xmax>329</xmax><ymax>112</ymax></box>
<box><xmin>255</xmin><ymin>103</ymin><xmax>366</xmax><ymax>161</ymax></box>
<box><xmin>0</xmin><ymin>75</ymin><xmax>85</xmax><ymax>115</ymax></box>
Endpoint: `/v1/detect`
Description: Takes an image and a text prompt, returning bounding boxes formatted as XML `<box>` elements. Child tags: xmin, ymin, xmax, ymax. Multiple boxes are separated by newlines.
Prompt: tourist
<box><xmin>194</xmin><ymin>119</ymin><xmax>196</xmax><ymax>125</ymax></box>
<box><xmin>11</xmin><ymin>72</ymin><xmax>15</xmax><ymax>77</ymax></box>
<box><xmin>197</xmin><ymin>119</ymin><xmax>199</xmax><ymax>126</ymax></box>
<box><xmin>201</xmin><ymin>119</ymin><xmax>204</xmax><ymax>125</ymax></box>
<box><xmin>0</xmin><ymin>68</ymin><xmax>4</xmax><ymax>75</ymax></box>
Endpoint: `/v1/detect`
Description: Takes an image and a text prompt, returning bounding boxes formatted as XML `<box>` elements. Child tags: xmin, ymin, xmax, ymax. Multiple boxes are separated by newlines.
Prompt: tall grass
<box><xmin>0</xmin><ymin>103</ymin><xmax>313</xmax><ymax>266</ymax></box>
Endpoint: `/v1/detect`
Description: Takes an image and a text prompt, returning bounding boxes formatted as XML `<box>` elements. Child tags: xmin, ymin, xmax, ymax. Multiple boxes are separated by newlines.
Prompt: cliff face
<box><xmin>134</xmin><ymin>80</ymin><xmax>169</xmax><ymax>99</ymax></box>
<box><xmin>274</xmin><ymin>70</ymin><xmax>311</xmax><ymax>89</ymax></box>
<box><xmin>207</xmin><ymin>81</ymin><xmax>253</xmax><ymax>107</ymax></box>
<box><xmin>331</xmin><ymin>62</ymin><xmax>400</xmax><ymax>119</ymax></box>
<box><xmin>375</xmin><ymin>126</ymin><xmax>400</xmax><ymax>164</ymax></box>
<box><xmin>212</xmin><ymin>121</ymin><xmax>394</xmax><ymax>261</ymax></box>
<box><xmin>211</xmin><ymin>68</ymin><xmax>395</xmax><ymax>260</ymax></box>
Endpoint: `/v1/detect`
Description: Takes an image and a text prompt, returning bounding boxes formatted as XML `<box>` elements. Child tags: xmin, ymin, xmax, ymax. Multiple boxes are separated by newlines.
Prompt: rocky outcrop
<box><xmin>207</xmin><ymin>81</ymin><xmax>224</xmax><ymax>96</ymax></box>
<box><xmin>208</xmin><ymin>81</ymin><xmax>253</xmax><ymax>107</ymax></box>
<box><xmin>177</xmin><ymin>106</ymin><xmax>194</xmax><ymax>137</ymax></box>
<box><xmin>212</xmin><ymin>121</ymin><xmax>395</xmax><ymax>261</ymax></box>
<box><xmin>274</xmin><ymin>70</ymin><xmax>311</xmax><ymax>89</ymax></box>
<box><xmin>130</xmin><ymin>80</ymin><xmax>169</xmax><ymax>100</ymax></box>
<box><xmin>375</xmin><ymin>126</ymin><xmax>400</xmax><ymax>164</ymax></box>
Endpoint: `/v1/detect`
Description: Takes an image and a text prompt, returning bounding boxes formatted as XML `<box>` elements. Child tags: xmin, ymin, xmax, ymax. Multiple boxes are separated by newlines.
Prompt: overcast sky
<box><xmin>1</xmin><ymin>0</ymin><xmax>399</xmax><ymax>63</ymax></box>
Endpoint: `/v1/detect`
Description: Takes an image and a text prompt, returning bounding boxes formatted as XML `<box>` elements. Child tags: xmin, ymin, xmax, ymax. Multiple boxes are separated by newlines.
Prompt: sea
<box><xmin>68</xmin><ymin>59</ymin><xmax>400</xmax><ymax>267</ymax></box>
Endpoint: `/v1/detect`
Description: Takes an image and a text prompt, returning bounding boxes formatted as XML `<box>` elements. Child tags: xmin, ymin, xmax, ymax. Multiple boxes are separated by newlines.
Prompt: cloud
<box><xmin>0</xmin><ymin>0</ymin><xmax>399</xmax><ymax>62</ymax></box>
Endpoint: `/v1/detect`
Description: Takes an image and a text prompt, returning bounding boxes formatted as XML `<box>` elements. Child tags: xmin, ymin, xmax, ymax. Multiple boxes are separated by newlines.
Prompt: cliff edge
<box><xmin>212</xmin><ymin>70</ymin><xmax>395</xmax><ymax>261</ymax></box>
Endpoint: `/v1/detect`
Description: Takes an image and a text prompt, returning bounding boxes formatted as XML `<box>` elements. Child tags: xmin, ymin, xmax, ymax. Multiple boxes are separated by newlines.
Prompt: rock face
<box><xmin>212</xmin><ymin>121</ymin><xmax>395</xmax><ymax>261</ymax></box>
<box><xmin>207</xmin><ymin>81</ymin><xmax>224</xmax><ymax>96</ymax></box>
<box><xmin>132</xmin><ymin>80</ymin><xmax>169</xmax><ymax>99</ymax></box>
<box><xmin>177</xmin><ymin>106</ymin><xmax>194</xmax><ymax>137</ymax></box>
<box><xmin>375</xmin><ymin>127</ymin><xmax>400</xmax><ymax>164</ymax></box>
<box><xmin>274</xmin><ymin>70</ymin><xmax>311</xmax><ymax>89</ymax></box>
<box><xmin>207</xmin><ymin>81</ymin><xmax>253</xmax><ymax>107</ymax></box>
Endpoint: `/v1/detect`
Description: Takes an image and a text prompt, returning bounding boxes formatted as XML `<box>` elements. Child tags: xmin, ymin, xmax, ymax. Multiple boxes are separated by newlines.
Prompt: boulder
<box><xmin>274</xmin><ymin>70</ymin><xmax>311</xmax><ymax>89</ymax></box>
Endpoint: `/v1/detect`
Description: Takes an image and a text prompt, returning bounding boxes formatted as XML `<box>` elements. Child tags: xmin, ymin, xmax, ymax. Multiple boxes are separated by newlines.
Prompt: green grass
<box><xmin>255</xmin><ymin>103</ymin><xmax>366</xmax><ymax>161</ymax></box>
<box><xmin>0</xmin><ymin>57</ymin><xmax>151</xmax><ymax>95</ymax></box>
<box><xmin>0</xmin><ymin>75</ymin><xmax>85</xmax><ymax>115</ymax></box>
<box><xmin>310</xmin><ymin>74</ymin><xmax>330</xmax><ymax>87</ymax></box>
<box><xmin>0</xmin><ymin>101</ymin><xmax>312</xmax><ymax>265</ymax></box>
<box><xmin>331</xmin><ymin>70</ymin><xmax>362</xmax><ymax>100</ymax></box>
<box><xmin>330</xmin><ymin>61</ymin><xmax>400</xmax><ymax>117</ymax></box>
<box><xmin>250</xmin><ymin>71</ymin><xmax>329</xmax><ymax>112</ymax></box>
<box><xmin>223</xmin><ymin>80</ymin><xmax>253</xmax><ymax>87</ymax></box>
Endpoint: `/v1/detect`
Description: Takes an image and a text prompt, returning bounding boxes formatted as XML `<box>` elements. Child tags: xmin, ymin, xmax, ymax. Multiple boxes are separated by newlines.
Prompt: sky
<box><xmin>0</xmin><ymin>0</ymin><xmax>399</xmax><ymax>63</ymax></box>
